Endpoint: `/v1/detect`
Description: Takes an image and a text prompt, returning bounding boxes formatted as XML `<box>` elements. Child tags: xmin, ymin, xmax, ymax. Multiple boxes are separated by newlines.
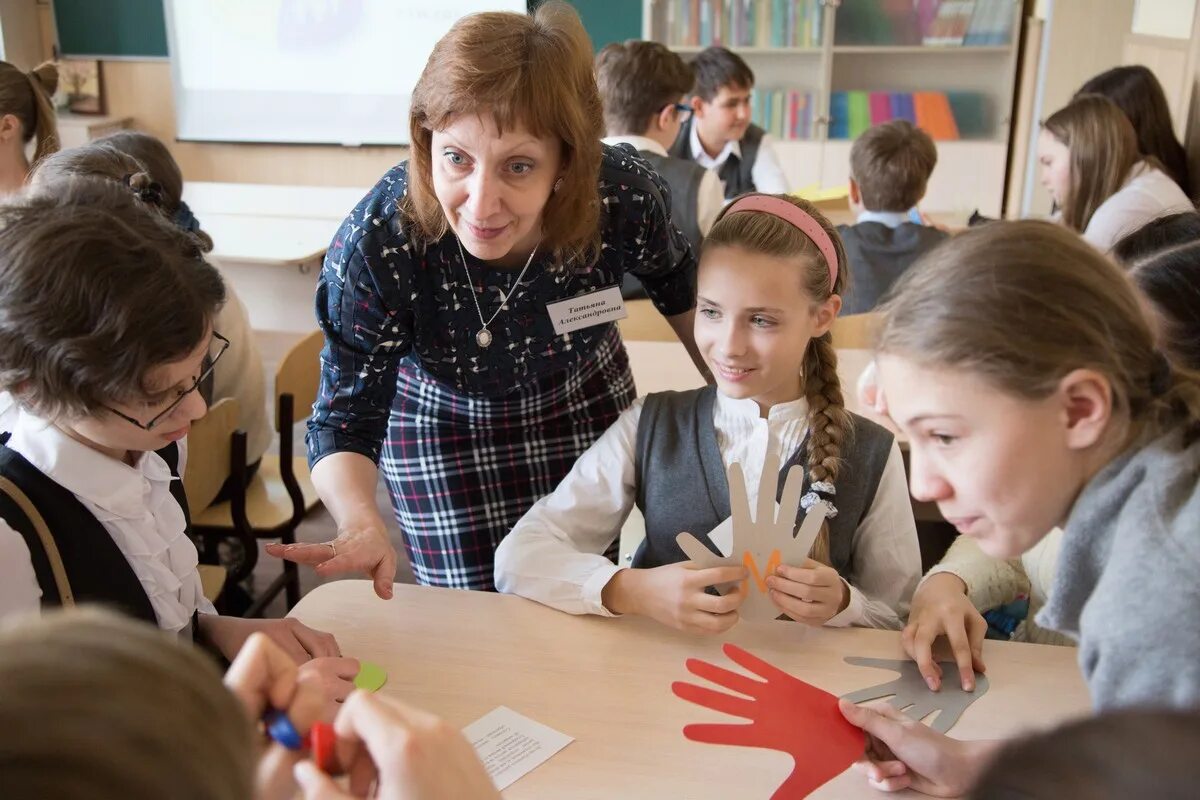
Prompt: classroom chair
<box><xmin>191</xmin><ymin>330</ymin><xmax>324</xmax><ymax>616</ymax></box>
<box><xmin>831</xmin><ymin>312</ymin><xmax>880</xmax><ymax>349</ymax></box>
<box><xmin>618</xmin><ymin>299</ymin><xmax>678</xmax><ymax>342</ymax></box>
<box><xmin>182</xmin><ymin>397</ymin><xmax>254</xmax><ymax>611</ymax></box>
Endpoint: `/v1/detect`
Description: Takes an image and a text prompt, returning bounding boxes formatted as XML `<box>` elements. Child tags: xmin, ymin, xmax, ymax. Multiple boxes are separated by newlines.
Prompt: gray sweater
<box><xmin>1036</xmin><ymin>424</ymin><xmax>1200</xmax><ymax>711</ymax></box>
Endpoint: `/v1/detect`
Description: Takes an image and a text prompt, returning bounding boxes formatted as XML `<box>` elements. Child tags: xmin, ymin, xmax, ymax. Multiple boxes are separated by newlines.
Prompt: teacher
<box><xmin>267</xmin><ymin>2</ymin><xmax>705</xmax><ymax>596</ymax></box>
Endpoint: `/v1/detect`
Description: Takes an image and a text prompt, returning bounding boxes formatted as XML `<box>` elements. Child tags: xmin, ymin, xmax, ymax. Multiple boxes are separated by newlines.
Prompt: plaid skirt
<box><xmin>381</xmin><ymin>325</ymin><xmax>634</xmax><ymax>589</ymax></box>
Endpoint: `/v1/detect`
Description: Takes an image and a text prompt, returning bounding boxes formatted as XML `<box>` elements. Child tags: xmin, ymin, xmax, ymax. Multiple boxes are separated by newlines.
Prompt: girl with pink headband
<box><xmin>496</xmin><ymin>193</ymin><xmax>920</xmax><ymax>635</ymax></box>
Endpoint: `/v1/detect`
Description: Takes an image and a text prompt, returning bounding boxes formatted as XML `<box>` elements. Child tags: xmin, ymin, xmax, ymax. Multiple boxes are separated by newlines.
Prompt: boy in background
<box><xmin>596</xmin><ymin>40</ymin><xmax>724</xmax><ymax>261</ymax></box>
<box><xmin>667</xmin><ymin>46</ymin><xmax>789</xmax><ymax>199</ymax></box>
<box><xmin>840</xmin><ymin>120</ymin><xmax>948</xmax><ymax>315</ymax></box>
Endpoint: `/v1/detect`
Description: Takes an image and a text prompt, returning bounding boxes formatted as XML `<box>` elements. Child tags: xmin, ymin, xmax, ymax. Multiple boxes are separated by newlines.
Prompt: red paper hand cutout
<box><xmin>672</xmin><ymin>643</ymin><xmax>865</xmax><ymax>799</ymax></box>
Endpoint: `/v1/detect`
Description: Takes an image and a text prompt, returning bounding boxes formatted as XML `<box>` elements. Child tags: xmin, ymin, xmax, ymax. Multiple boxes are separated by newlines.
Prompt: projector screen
<box><xmin>165</xmin><ymin>0</ymin><xmax>527</xmax><ymax>146</ymax></box>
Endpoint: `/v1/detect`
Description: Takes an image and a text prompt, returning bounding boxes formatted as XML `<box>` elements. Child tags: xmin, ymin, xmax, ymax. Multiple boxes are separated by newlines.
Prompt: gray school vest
<box><xmin>638</xmin><ymin>150</ymin><xmax>705</xmax><ymax>256</ymax></box>
<box><xmin>630</xmin><ymin>386</ymin><xmax>896</xmax><ymax>578</ymax></box>
<box><xmin>669</xmin><ymin>118</ymin><xmax>764</xmax><ymax>200</ymax></box>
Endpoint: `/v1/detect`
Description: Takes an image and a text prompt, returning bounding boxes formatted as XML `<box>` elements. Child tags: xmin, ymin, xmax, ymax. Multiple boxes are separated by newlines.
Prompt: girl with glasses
<box><xmin>0</xmin><ymin>178</ymin><xmax>357</xmax><ymax>728</ymax></box>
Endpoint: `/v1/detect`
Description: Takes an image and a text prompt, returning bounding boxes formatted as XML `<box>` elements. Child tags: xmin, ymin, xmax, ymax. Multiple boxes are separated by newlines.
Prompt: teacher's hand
<box><xmin>266</xmin><ymin>515</ymin><xmax>398</xmax><ymax>600</ymax></box>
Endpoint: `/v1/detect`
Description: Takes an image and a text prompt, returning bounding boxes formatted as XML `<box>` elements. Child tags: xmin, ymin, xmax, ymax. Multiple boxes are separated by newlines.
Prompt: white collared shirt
<box><xmin>688</xmin><ymin>122</ymin><xmax>791</xmax><ymax>196</ymax></box>
<box><xmin>603</xmin><ymin>134</ymin><xmax>726</xmax><ymax>238</ymax></box>
<box><xmin>494</xmin><ymin>392</ymin><xmax>920</xmax><ymax>629</ymax></box>
<box><xmin>0</xmin><ymin>409</ymin><xmax>215</xmax><ymax>632</ymax></box>
<box><xmin>856</xmin><ymin>209</ymin><xmax>918</xmax><ymax>229</ymax></box>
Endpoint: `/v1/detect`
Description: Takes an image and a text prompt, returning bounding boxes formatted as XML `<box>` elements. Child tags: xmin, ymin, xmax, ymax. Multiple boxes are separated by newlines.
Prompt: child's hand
<box><xmin>766</xmin><ymin>558</ymin><xmax>850</xmax><ymax>625</ymax></box>
<box><xmin>902</xmin><ymin>573</ymin><xmax>988</xmax><ymax>692</ymax></box>
<box><xmin>200</xmin><ymin>615</ymin><xmax>342</xmax><ymax>664</ymax></box>
<box><xmin>839</xmin><ymin>699</ymin><xmax>991</xmax><ymax>796</ymax></box>
<box><xmin>856</xmin><ymin>359</ymin><xmax>889</xmax><ymax>416</ymax></box>
<box><xmin>298</xmin><ymin>657</ymin><xmax>361</xmax><ymax>722</ymax></box>
<box><xmin>292</xmin><ymin>692</ymin><xmax>500</xmax><ymax>800</ymax></box>
<box><xmin>222</xmin><ymin>632</ymin><xmax>327</xmax><ymax>800</ymax></box>
<box><xmin>601</xmin><ymin>561</ymin><xmax>749</xmax><ymax>634</ymax></box>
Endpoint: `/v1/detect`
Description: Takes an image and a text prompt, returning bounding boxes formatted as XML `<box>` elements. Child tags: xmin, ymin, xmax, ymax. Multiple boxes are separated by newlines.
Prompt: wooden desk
<box><xmin>56</xmin><ymin>112</ymin><xmax>131</xmax><ymax>149</ymax></box>
<box><xmin>292</xmin><ymin>582</ymin><xmax>1091</xmax><ymax>800</ymax></box>
<box><xmin>182</xmin><ymin>182</ymin><xmax>365</xmax><ymax>333</ymax></box>
<box><xmin>182</xmin><ymin>181</ymin><xmax>366</xmax><ymax>220</ymax></box>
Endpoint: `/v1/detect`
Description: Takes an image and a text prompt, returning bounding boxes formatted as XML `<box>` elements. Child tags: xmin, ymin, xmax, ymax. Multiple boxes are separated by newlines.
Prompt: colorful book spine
<box><xmin>828</xmin><ymin>90</ymin><xmax>979</xmax><ymax>140</ymax></box>
<box><xmin>663</xmin><ymin>0</ymin><xmax>823</xmax><ymax>47</ymax></box>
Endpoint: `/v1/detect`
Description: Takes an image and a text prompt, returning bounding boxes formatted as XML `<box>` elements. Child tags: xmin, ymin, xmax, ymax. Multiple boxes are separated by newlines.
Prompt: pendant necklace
<box><xmin>455</xmin><ymin>235</ymin><xmax>538</xmax><ymax>349</ymax></box>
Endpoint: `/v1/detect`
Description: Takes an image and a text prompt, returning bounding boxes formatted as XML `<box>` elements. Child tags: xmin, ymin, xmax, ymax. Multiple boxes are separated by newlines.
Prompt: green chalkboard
<box><xmin>563</xmin><ymin>0</ymin><xmax>643</xmax><ymax>51</ymax></box>
<box><xmin>53</xmin><ymin>0</ymin><xmax>169</xmax><ymax>59</ymax></box>
<box><xmin>51</xmin><ymin>1</ymin><xmax>638</xmax><ymax>61</ymax></box>
<box><xmin>530</xmin><ymin>1</ymin><xmax>643</xmax><ymax>51</ymax></box>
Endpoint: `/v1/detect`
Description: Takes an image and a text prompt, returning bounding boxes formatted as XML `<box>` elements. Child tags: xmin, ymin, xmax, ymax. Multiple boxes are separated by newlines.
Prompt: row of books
<box><xmin>834</xmin><ymin>0</ymin><xmax>1015</xmax><ymax>47</ymax></box>
<box><xmin>750</xmin><ymin>89</ymin><xmax>818</xmax><ymax>140</ymax></box>
<box><xmin>828</xmin><ymin>90</ymin><xmax>989</xmax><ymax>140</ymax></box>
<box><xmin>927</xmin><ymin>0</ymin><xmax>1014</xmax><ymax>46</ymax></box>
<box><xmin>747</xmin><ymin>89</ymin><xmax>989</xmax><ymax>141</ymax></box>
<box><xmin>660</xmin><ymin>0</ymin><xmax>824</xmax><ymax>49</ymax></box>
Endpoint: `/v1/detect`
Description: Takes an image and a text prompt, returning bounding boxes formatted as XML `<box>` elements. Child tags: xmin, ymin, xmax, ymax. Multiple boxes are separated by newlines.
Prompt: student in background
<box><xmin>0</xmin><ymin>610</ymin><xmax>497</xmax><ymax>800</ymax></box>
<box><xmin>0</xmin><ymin>60</ymin><xmax>57</xmax><ymax>195</ymax></box>
<box><xmin>596</xmin><ymin>40</ymin><xmax>724</xmax><ymax>266</ymax></box>
<box><xmin>839</xmin><ymin>120</ymin><xmax>948</xmax><ymax>316</ymax></box>
<box><xmin>1077</xmin><ymin>65</ymin><xmax>1192</xmax><ymax>199</ymax></box>
<box><xmin>31</xmin><ymin>139</ymin><xmax>272</xmax><ymax>486</ymax></box>
<box><xmin>1037</xmin><ymin>94</ymin><xmax>1192</xmax><ymax>252</ymax></box>
<box><xmin>496</xmin><ymin>194</ymin><xmax>920</xmax><ymax>633</ymax></box>
<box><xmin>1114</xmin><ymin>213</ymin><xmax>1200</xmax><ymax>372</ymax></box>
<box><xmin>840</xmin><ymin>220</ymin><xmax>1200</xmax><ymax>796</ymax></box>
<box><xmin>0</xmin><ymin>179</ymin><xmax>355</xmax><ymax>703</ymax></box>
<box><xmin>971</xmin><ymin>709</ymin><xmax>1200</xmax><ymax>800</ymax></box>
<box><xmin>668</xmin><ymin>46</ymin><xmax>789</xmax><ymax>198</ymax></box>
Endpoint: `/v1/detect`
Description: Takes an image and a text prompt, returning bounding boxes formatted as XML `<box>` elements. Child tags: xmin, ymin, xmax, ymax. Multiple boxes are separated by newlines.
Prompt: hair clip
<box><xmin>800</xmin><ymin>480</ymin><xmax>838</xmax><ymax>519</ymax></box>
<box><xmin>121</xmin><ymin>173</ymin><xmax>165</xmax><ymax>207</ymax></box>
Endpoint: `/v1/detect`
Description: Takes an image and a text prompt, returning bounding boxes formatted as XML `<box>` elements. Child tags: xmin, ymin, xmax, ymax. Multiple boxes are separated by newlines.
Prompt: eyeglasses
<box><xmin>668</xmin><ymin>102</ymin><xmax>694</xmax><ymax>122</ymax></box>
<box><xmin>103</xmin><ymin>332</ymin><xmax>230</xmax><ymax>431</ymax></box>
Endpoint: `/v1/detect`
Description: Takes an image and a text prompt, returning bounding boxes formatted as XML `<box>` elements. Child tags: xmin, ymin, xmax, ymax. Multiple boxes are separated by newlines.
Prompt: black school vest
<box><xmin>669</xmin><ymin>118</ymin><xmax>764</xmax><ymax>200</ymax></box>
<box><xmin>630</xmin><ymin>387</ymin><xmax>895</xmax><ymax>577</ymax></box>
<box><xmin>0</xmin><ymin>435</ymin><xmax>191</xmax><ymax>625</ymax></box>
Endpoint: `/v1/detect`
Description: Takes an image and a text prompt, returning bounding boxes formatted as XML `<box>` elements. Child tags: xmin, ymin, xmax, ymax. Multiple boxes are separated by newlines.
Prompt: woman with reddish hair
<box><xmin>270</xmin><ymin>2</ymin><xmax>703</xmax><ymax>594</ymax></box>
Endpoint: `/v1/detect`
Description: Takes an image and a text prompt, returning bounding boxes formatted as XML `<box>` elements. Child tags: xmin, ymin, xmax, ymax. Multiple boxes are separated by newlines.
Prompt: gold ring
<box><xmin>327</xmin><ymin>541</ymin><xmax>337</xmax><ymax>558</ymax></box>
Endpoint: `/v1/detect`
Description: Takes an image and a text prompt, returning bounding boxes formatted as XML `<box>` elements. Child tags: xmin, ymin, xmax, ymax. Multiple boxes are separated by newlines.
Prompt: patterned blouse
<box><xmin>307</xmin><ymin>144</ymin><xmax>697</xmax><ymax>466</ymax></box>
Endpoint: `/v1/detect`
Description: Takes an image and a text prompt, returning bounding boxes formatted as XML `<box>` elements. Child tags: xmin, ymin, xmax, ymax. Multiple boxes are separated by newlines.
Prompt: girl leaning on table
<box><xmin>0</xmin><ymin>178</ymin><xmax>355</xmax><ymax>703</ymax></box>
<box><xmin>837</xmin><ymin>220</ymin><xmax>1200</xmax><ymax>796</ymax></box>
<box><xmin>495</xmin><ymin>193</ymin><xmax>921</xmax><ymax>633</ymax></box>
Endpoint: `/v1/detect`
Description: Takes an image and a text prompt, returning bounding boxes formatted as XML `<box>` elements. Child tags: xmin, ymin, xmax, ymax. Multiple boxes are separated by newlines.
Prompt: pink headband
<box><xmin>724</xmin><ymin>195</ymin><xmax>839</xmax><ymax>290</ymax></box>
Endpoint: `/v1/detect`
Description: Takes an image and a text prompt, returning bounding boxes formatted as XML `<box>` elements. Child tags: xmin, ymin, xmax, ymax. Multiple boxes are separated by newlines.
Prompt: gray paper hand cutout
<box><xmin>839</xmin><ymin>657</ymin><xmax>989</xmax><ymax>734</ymax></box>
<box><xmin>675</xmin><ymin>450</ymin><xmax>834</xmax><ymax>621</ymax></box>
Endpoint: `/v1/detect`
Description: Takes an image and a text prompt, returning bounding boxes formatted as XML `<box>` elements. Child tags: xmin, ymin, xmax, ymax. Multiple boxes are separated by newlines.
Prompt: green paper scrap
<box><xmin>354</xmin><ymin>661</ymin><xmax>387</xmax><ymax>692</ymax></box>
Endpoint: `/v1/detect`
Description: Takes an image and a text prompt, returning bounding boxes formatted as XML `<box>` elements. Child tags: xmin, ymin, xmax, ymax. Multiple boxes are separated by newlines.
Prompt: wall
<box><xmin>0</xmin><ymin>0</ymin><xmax>43</xmax><ymax>68</ymax></box>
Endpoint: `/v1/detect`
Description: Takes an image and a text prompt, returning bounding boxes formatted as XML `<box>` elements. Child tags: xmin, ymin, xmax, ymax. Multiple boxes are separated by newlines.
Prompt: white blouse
<box><xmin>494</xmin><ymin>392</ymin><xmax>921</xmax><ymax>629</ymax></box>
<box><xmin>0</xmin><ymin>409</ymin><xmax>215</xmax><ymax>632</ymax></box>
<box><xmin>1084</xmin><ymin>161</ymin><xmax>1194</xmax><ymax>252</ymax></box>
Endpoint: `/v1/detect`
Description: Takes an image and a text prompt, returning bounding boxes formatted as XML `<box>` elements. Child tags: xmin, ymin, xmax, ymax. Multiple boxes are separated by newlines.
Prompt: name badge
<box><xmin>546</xmin><ymin>285</ymin><xmax>628</xmax><ymax>336</ymax></box>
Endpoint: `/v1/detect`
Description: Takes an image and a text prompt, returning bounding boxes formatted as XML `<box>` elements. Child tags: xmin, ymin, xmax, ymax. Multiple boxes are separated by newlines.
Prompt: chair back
<box><xmin>275</xmin><ymin>329</ymin><xmax>324</xmax><ymax>431</ymax></box>
<box><xmin>618</xmin><ymin>299</ymin><xmax>677</xmax><ymax>342</ymax></box>
<box><xmin>831</xmin><ymin>312</ymin><xmax>880</xmax><ymax>350</ymax></box>
<box><xmin>183</xmin><ymin>397</ymin><xmax>240</xmax><ymax>513</ymax></box>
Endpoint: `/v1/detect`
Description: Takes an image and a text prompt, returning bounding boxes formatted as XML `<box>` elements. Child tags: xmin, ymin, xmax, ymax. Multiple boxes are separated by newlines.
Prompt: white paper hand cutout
<box><xmin>675</xmin><ymin>450</ymin><xmax>834</xmax><ymax>621</ymax></box>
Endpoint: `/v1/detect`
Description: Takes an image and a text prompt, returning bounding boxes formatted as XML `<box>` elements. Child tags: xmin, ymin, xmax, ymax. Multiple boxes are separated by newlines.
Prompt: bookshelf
<box><xmin>642</xmin><ymin>0</ymin><xmax>1023</xmax><ymax>216</ymax></box>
